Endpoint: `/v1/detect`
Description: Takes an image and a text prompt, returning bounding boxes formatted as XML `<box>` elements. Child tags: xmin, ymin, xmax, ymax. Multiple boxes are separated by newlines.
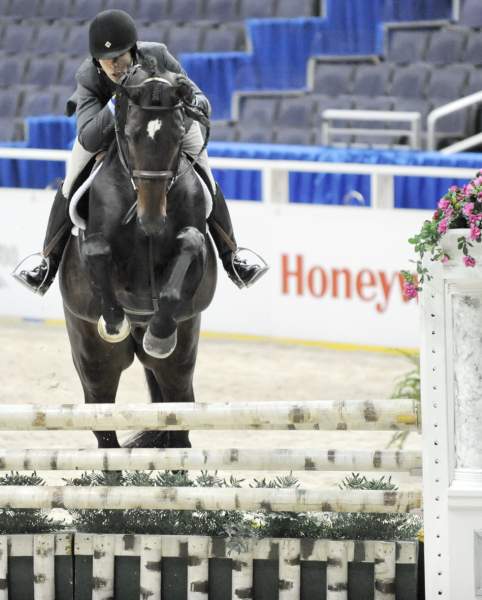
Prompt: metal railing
<box><xmin>0</xmin><ymin>147</ymin><xmax>477</xmax><ymax>209</ymax></box>
<box><xmin>321</xmin><ymin>109</ymin><xmax>422</xmax><ymax>150</ymax></box>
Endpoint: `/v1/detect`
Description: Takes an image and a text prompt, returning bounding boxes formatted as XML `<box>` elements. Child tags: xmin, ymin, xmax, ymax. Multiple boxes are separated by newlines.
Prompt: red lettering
<box><xmin>332</xmin><ymin>268</ymin><xmax>352</xmax><ymax>299</ymax></box>
<box><xmin>307</xmin><ymin>267</ymin><xmax>328</xmax><ymax>297</ymax></box>
<box><xmin>281</xmin><ymin>254</ymin><xmax>304</xmax><ymax>295</ymax></box>
<box><xmin>377</xmin><ymin>271</ymin><xmax>399</xmax><ymax>313</ymax></box>
<box><xmin>356</xmin><ymin>269</ymin><xmax>376</xmax><ymax>301</ymax></box>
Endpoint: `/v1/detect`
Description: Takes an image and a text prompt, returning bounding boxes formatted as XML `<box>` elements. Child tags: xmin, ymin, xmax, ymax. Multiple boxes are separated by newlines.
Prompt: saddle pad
<box><xmin>69</xmin><ymin>160</ymin><xmax>212</xmax><ymax>236</ymax></box>
<box><xmin>69</xmin><ymin>159</ymin><xmax>104</xmax><ymax>231</ymax></box>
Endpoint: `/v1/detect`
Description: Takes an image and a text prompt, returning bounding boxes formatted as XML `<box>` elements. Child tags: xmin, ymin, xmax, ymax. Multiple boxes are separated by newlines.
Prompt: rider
<box><xmin>17</xmin><ymin>9</ymin><xmax>268</xmax><ymax>295</ymax></box>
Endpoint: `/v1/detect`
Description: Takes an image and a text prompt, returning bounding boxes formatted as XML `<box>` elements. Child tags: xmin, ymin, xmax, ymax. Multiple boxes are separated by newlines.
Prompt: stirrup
<box><xmin>230</xmin><ymin>247</ymin><xmax>269</xmax><ymax>289</ymax></box>
<box><xmin>11</xmin><ymin>252</ymin><xmax>51</xmax><ymax>295</ymax></box>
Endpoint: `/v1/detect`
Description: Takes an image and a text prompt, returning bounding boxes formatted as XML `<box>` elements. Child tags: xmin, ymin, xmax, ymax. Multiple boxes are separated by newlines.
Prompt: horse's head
<box><xmin>115</xmin><ymin>59</ymin><xmax>189</xmax><ymax>236</ymax></box>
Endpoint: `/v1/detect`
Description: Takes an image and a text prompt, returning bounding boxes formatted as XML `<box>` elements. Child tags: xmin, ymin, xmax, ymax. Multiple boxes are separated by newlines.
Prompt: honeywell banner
<box><xmin>0</xmin><ymin>189</ymin><xmax>427</xmax><ymax>348</ymax></box>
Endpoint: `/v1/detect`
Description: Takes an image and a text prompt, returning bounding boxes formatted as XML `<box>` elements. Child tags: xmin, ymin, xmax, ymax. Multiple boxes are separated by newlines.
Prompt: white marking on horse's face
<box><xmin>147</xmin><ymin>118</ymin><xmax>163</xmax><ymax>140</ymax></box>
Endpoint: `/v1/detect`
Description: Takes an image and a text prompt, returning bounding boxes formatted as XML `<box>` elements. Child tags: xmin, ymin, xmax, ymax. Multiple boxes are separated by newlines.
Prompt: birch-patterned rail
<box><xmin>0</xmin><ymin>486</ymin><xmax>422</xmax><ymax>513</ymax></box>
<box><xmin>0</xmin><ymin>399</ymin><xmax>419</xmax><ymax>431</ymax></box>
<box><xmin>0</xmin><ymin>447</ymin><xmax>423</xmax><ymax>472</ymax></box>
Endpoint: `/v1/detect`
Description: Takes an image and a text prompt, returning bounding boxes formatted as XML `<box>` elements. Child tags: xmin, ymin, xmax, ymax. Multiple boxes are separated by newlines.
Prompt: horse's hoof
<box><xmin>143</xmin><ymin>327</ymin><xmax>177</xmax><ymax>359</ymax></box>
<box><xmin>97</xmin><ymin>315</ymin><xmax>131</xmax><ymax>343</ymax></box>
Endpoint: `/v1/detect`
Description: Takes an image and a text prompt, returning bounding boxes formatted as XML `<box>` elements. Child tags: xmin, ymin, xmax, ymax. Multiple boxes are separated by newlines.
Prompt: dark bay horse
<box><xmin>59</xmin><ymin>60</ymin><xmax>217</xmax><ymax>449</ymax></box>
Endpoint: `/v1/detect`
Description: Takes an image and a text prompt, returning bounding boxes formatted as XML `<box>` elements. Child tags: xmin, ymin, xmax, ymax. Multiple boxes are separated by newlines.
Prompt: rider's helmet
<box><xmin>89</xmin><ymin>9</ymin><xmax>138</xmax><ymax>60</ymax></box>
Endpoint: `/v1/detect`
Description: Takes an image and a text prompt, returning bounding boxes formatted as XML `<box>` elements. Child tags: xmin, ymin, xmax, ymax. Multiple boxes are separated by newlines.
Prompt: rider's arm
<box><xmin>76</xmin><ymin>82</ymin><xmax>115</xmax><ymax>153</ymax></box>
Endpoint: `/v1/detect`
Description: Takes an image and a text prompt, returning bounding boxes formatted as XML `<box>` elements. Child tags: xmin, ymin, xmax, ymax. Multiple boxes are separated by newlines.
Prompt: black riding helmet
<box><xmin>89</xmin><ymin>9</ymin><xmax>137</xmax><ymax>60</ymax></box>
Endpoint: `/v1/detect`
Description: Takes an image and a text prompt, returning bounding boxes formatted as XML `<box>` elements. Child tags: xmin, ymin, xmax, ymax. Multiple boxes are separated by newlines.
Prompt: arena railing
<box><xmin>0</xmin><ymin>147</ymin><xmax>476</xmax><ymax>208</ymax></box>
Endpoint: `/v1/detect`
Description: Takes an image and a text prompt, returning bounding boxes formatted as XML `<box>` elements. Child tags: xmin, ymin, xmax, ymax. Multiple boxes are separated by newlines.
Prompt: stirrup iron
<box><xmin>230</xmin><ymin>247</ymin><xmax>269</xmax><ymax>289</ymax></box>
<box><xmin>11</xmin><ymin>252</ymin><xmax>50</xmax><ymax>295</ymax></box>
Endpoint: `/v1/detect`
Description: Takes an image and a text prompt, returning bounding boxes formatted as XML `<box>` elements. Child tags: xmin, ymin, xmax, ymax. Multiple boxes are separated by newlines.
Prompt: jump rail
<box><xmin>0</xmin><ymin>447</ymin><xmax>422</xmax><ymax>473</ymax></box>
<box><xmin>0</xmin><ymin>400</ymin><xmax>420</xmax><ymax>431</ymax></box>
<box><xmin>0</xmin><ymin>147</ymin><xmax>476</xmax><ymax>209</ymax></box>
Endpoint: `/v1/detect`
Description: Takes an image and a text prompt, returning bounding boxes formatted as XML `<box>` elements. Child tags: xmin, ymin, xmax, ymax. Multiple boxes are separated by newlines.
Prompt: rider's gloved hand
<box><xmin>174</xmin><ymin>74</ymin><xmax>196</xmax><ymax>104</ymax></box>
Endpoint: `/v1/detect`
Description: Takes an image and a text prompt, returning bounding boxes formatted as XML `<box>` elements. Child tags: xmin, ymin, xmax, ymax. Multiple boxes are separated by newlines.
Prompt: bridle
<box><xmin>114</xmin><ymin>66</ymin><xmax>210</xmax><ymax>225</ymax></box>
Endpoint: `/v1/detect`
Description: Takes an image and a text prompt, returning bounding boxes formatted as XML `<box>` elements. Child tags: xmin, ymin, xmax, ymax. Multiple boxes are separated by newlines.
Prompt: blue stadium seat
<box><xmin>0</xmin><ymin>23</ymin><xmax>36</xmax><ymax>54</ymax></box>
<box><xmin>202</xmin><ymin>24</ymin><xmax>244</xmax><ymax>52</ymax></box>
<box><xmin>386</xmin><ymin>29</ymin><xmax>430</xmax><ymax>64</ymax></box>
<box><xmin>464</xmin><ymin>31</ymin><xmax>482</xmax><ymax>66</ymax></box>
<box><xmin>20</xmin><ymin>91</ymin><xmax>56</xmax><ymax>116</ymax></box>
<box><xmin>210</xmin><ymin>121</ymin><xmax>237</xmax><ymax>141</ymax></box>
<box><xmin>425</xmin><ymin>28</ymin><xmax>468</xmax><ymax>65</ymax></box>
<box><xmin>0</xmin><ymin>0</ymin><xmax>10</xmax><ymax>15</ymax></box>
<box><xmin>314</xmin><ymin>94</ymin><xmax>354</xmax><ymax>143</ymax></box>
<box><xmin>59</xmin><ymin>55</ymin><xmax>80</xmax><ymax>86</ymax></box>
<box><xmin>390</xmin><ymin>63</ymin><xmax>432</xmax><ymax>98</ymax></box>
<box><xmin>7</xmin><ymin>0</ymin><xmax>36</xmax><ymax>18</ymax></box>
<box><xmin>136</xmin><ymin>0</ymin><xmax>170</xmax><ymax>21</ymax></box>
<box><xmin>427</xmin><ymin>65</ymin><xmax>471</xmax><ymax>100</ymax></box>
<box><xmin>239</xmin><ymin>0</ymin><xmax>275</xmax><ymax>19</ymax></box>
<box><xmin>351</xmin><ymin>97</ymin><xmax>396</xmax><ymax>146</ymax></box>
<box><xmin>50</xmin><ymin>85</ymin><xmax>74</xmax><ymax>115</ymax></box>
<box><xmin>69</xmin><ymin>0</ymin><xmax>106</xmax><ymax>20</ymax></box>
<box><xmin>39</xmin><ymin>0</ymin><xmax>71</xmax><ymax>19</ymax></box>
<box><xmin>103</xmin><ymin>0</ymin><xmax>137</xmax><ymax>16</ymax></box>
<box><xmin>33</xmin><ymin>25</ymin><xmax>69</xmax><ymax>55</ymax></box>
<box><xmin>353</xmin><ymin>63</ymin><xmax>393</xmax><ymax>96</ymax></box>
<box><xmin>275</xmin><ymin>0</ymin><xmax>316</xmax><ymax>18</ymax></box>
<box><xmin>23</xmin><ymin>56</ymin><xmax>60</xmax><ymax>85</ymax></box>
<box><xmin>460</xmin><ymin>0</ymin><xmax>482</xmax><ymax>28</ymax></box>
<box><xmin>64</xmin><ymin>25</ymin><xmax>90</xmax><ymax>56</ymax></box>
<box><xmin>275</xmin><ymin>126</ymin><xmax>314</xmax><ymax>145</ymax></box>
<box><xmin>168</xmin><ymin>25</ymin><xmax>204</xmax><ymax>55</ymax></box>
<box><xmin>204</xmin><ymin>0</ymin><xmax>239</xmax><ymax>21</ymax></box>
<box><xmin>239</xmin><ymin>96</ymin><xmax>279</xmax><ymax>127</ymax></box>
<box><xmin>312</xmin><ymin>63</ymin><xmax>354</xmax><ymax>95</ymax></box>
<box><xmin>169</xmin><ymin>0</ymin><xmax>204</xmax><ymax>21</ymax></box>
<box><xmin>466</xmin><ymin>67</ymin><xmax>482</xmax><ymax>95</ymax></box>
<box><xmin>138</xmin><ymin>25</ymin><xmax>170</xmax><ymax>45</ymax></box>
<box><xmin>0</xmin><ymin>117</ymin><xmax>18</xmax><ymax>141</ymax></box>
<box><xmin>236</xmin><ymin>123</ymin><xmax>275</xmax><ymax>143</ymax></box>
<box><xmin>278</xmin><ymin>96</ymin><xmax>315</xmax><ymax>128</ymax></box>
<box><xmin>0</xmin><ymin>88</ymin><xmax>21</xmax><ymax>117</ymax></box>
<box><xmin>0</xmin><ymin>54</ymin><xmax>27</xmax><ymax>86</ymax></box>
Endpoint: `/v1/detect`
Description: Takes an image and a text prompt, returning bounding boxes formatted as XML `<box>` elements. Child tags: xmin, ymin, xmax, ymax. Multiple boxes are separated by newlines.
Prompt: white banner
<box><xmin>0</xmin><ymin>189</ymin><xmax>427</xmax><ymax>348</ymax></box>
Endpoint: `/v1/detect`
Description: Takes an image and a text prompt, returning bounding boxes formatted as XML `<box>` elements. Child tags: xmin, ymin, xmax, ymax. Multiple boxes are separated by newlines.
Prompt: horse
<box><xmin>59</xmin><ymin>60</ymin><xmax>217</xmax><ymax>450</ymax></box>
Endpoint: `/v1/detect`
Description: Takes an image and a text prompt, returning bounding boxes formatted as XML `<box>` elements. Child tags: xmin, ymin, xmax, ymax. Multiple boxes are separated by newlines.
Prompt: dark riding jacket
<box><xmin>66</xmin><ymin>41</ymin><xmax>210</xmax><ymax>154</ymax></box>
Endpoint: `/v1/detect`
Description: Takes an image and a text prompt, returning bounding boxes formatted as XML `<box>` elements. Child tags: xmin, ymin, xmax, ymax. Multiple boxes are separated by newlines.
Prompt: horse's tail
<box><xmin>121</xmin><ymin>368</ymin><xmax>170</xmax><ymax>448</ymax></box>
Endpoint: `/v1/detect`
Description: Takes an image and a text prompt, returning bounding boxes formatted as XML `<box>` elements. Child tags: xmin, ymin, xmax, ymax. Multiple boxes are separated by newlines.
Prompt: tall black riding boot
<box><xmin>208</xmin><ymin>183</ymin><xmax>268</xmax><ymax>288</ymax></box>
<box><xmin>14</xmin><ymin>184</ymin><xmax>71</xmax><ymax>295</ymax></box>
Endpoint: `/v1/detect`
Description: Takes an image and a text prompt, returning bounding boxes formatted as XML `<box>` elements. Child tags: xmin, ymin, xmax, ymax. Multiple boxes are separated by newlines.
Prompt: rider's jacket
<box><xmin>66</xmin><ymin>41</ymin><xmax>210</xmax><ymax>154</ymax></box>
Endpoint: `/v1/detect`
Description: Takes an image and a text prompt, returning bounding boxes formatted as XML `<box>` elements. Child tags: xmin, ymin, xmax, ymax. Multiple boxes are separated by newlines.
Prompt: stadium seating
<box><xmin>460</xmin><ymin>0</ymin><xmax>482</xmax><ymax>28</ymax></box>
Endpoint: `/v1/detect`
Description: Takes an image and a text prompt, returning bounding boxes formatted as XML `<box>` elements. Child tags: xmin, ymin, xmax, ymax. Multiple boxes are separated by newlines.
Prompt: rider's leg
<box><xmin>182</xmin><ymin>122</ymin><xmax>268</xmax><ymax>288</ymax></box>
<box><xmin>16</xmin><ymin>139</ymin><xmax>95</xmax><ymax>295</ymax></box>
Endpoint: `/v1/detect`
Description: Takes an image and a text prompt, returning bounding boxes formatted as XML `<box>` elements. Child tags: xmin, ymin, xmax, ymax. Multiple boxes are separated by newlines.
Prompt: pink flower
<box><xmin>470</xmin><ymin>226</ymin><xmax>481</xmax><ymax>241</ymax></box>
<box><xmin>441</xmin><ymin>254</ymin><xmax>449</xmax><ymax>264</ymax></box>
<box><xmin>403</xmin><ymin>282</ymin><xmax>418</xmax><ymax>300</ymax></box>
<box><xmin>463</xmin><ymin>255</ymin><xmax>476</xmax><ymax>267</ymax></box>
<box><xmin>438</xmin><ymin>198</ymin><xmax>450</xmax><ymax>210</ymax></box>
<box><xmin>438</xmin><ymin>218</ymin><xmax>449</xmax><ymax>234</ymax></box>
<box><xmin>474</xmin><ymin>176</ymin><xmax>482</xmax><ymax>186</ymax></box>
<box><xmin>464</xmin><ymin>184</ymin><xmax>475</xmax><ymax>196</ymax></box>
<box><xmin>469</xmin><ymin>213</ymin><xmax>480</xmax><ymax>225</ymax></box>
<box><xmin>463</xmin><ymin>202</ymin><xmax>475</xmax><ymax>216</ymax></box>
<box><xmin>449</xmin><ymin>185</ymin><xmax>458</xmax><ymax>192</ymax></box>
<box><xmin>445</xmin><ymin>206</ymin><xmax>454</xmax><ymax>219</ymax></box>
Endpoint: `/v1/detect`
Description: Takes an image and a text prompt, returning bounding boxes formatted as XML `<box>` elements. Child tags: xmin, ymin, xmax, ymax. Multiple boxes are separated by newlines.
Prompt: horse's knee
<box><xmin>178</xmin><ymin>227</ymin><xmax>205</xmax><ymax>255</ymax></box>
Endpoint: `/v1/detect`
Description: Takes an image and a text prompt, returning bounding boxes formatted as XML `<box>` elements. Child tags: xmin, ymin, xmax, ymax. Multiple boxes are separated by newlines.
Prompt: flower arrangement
<box><xmin>402</xmin><ymin>171</ymin><xmax>482</xmax><ymax>299</ymax></box>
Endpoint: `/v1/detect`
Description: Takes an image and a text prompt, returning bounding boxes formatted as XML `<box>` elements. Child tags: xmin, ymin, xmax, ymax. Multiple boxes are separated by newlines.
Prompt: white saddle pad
<box><xmin>69</xmin><ymin>161</ymin><xmax>212</xmax><ymax>236</ymax></box>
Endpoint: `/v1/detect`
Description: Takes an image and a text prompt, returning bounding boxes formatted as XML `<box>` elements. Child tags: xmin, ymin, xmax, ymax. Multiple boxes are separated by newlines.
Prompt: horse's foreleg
<box><xmin>83</xmin><ymin>232</ymin><xmax>130</xmax><ymax>343</ymax></box>
<box><xmin>143</xmin><ymin>226</ymin><xmax>206</xmax><ymax>359</ymax></box>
